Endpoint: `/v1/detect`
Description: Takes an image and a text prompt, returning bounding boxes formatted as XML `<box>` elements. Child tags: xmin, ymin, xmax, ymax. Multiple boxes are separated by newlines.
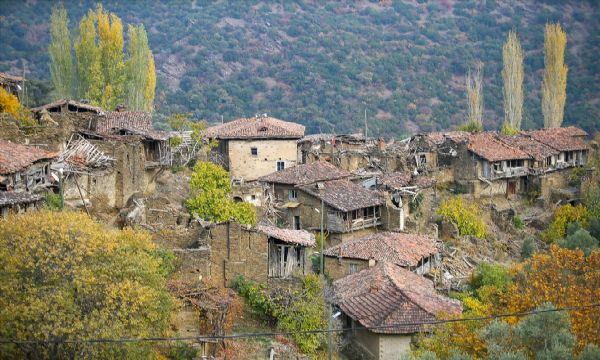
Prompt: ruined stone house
<box><xmin>0</xmin><ymin>72</ymin><xmax>24</xmax><ymax>99</ymax></box>
<box><xmin>0</xmin><ymin>140</ymin><xmax>58</xmax><ymax>217</ymax></box>
<box><xmin>323</xmin><ymin>231</ymin><xmax>439</xmax><ymax>280</ymax></box>
<box><xmin>202</xmin><ymin>114</ymin><xmax>304</xmax><ymax>182</ymax></box>
<box><xmin>333</xmin><ymin>262</ymin><xmax>462</xmax><ymax>360</ymax></box>
<box><xmin>259</xmin><ymin>161</ymin><xmax>386</xmax><ymax>245</ymax></box>
<box><xmin>200</xmin><ymin>221</ymin><xmax>315</xmax><ymax>287</ymax></box>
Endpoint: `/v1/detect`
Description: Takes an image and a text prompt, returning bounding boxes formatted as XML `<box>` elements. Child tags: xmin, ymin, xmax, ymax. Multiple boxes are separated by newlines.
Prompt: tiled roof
<box><xmin>30</xmin><ymin>99</ymin><xmax>105</xmax><ymax>115</ymax></box>
<box><xmin>258</xmin><ymin>162</ymin><xmax>351</xmax><ymax>185</ymax></box>
<box><xmin>300</xmin><ymin>179</ymin><xmax>384</xmax><ymax>212</ymax></box>
<box><xmin>0</xmin><ymin>72</ymin><xmax>24</xmax><ymax>83</ymax></box>
<box><xmin>466</xmin><ymin>132</ymin><xmax>530</xmax><ymax>162</ymax></box>
<box><xmin>334</xmin><ymin>262</ymin><xmax>462</xmax><ymax>334</ymax></box>
<box><xmin>256</xmin><ymin>225</ymin><xmax>316</xmax><ymax>247</ymax></box>
<box><xmin>323</xmin><ymin>231</ymin><xmax>438</xmax><ymax>267</ymax></box>
<box><xmin>526</xmin><ymin>127</ymin><xmax>589</xmax><ymax>152</ymax></box>
<box><xmin>0</xmin><ymin>191</ymin><xmax>43</xmax><ymax>206</ymax></box>
<box><xmin>202</xmin><ymin>116</ymin><xmax>304</xmax><ymax>139</ymax></box>
<box><xmin>97</xmin><ymin>111</ymin><xmax>153</xmax><ymax>134</ymax></box>
<box><xmin>427</xmin><ymin>131</ymin><xmax>470</xmax><ymax>145</ymax></box>
<box><xmin>0</xmin><ymin>140</ymin><xmax>58</xmax><ymax>175</ymax></box>
<box><xmin>497</xmin><ymin>134</ymin><xmax>559</xmax><ymax>161</ymax></box>
<box><xmin>379</xmin><ymin>172</ymin><xmax>412</xmax><ymax>189</ymax></box>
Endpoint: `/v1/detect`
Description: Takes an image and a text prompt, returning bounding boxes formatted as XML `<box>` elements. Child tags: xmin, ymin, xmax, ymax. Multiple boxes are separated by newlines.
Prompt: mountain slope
<box><xmin>0</xmin><ymin>0</ymin><xmax>598</xmax><ymax>136</ymax></box>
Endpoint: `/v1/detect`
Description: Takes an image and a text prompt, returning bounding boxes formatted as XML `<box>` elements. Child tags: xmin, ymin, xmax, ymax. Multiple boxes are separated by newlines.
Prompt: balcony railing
<box><xmin>327</xmin><ymin>212</ymin><xmax>382</xmax><ymax>232</ymax></box>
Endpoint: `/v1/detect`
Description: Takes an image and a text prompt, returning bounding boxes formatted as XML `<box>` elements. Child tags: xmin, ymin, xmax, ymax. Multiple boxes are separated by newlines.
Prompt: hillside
<box><xmin>1</xmin><ymin>0</ymin><xmax>598</xmax><ymax>136</ymax></box>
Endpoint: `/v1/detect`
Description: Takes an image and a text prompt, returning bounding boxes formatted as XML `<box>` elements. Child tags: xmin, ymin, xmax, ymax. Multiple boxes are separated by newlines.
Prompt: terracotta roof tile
<box><xmin>334</xmin><ymin>262</ymin><xmax>462</xmax><ymax>334</ymax></box>
<box><xmin>202</xmin><ymin>116</ymin><xmax>304</xmax><ymax>139</ymax></box>
<box><xmin>0</xmin><ymin>192</ymin><xmax>43</xmax><ymax>206</ymax></box>
<box><xmin>97</xmin><ymin>111</ymin><xmax>153</xmax><ymax>134</ymax></box>
<box><xmin>0</xmin><ymin>140</ymin><xmax>58</xmax><ymax>175</ymax></box>
<box><xmin>323</xmin><ymin>231</ymin><xmax>438</xmax><ymax>267</ymax></box>
<box><xmin>466</xmin><ymin>132</ymin><xmax>530</xmax><ymax>162</ymax></box>
<box><xmin>259</xmin><ymin>162</ymin><xmax>351</xmax><ymax>185</ymax></box>
<box><xmin>256</xmin><ymin>225</ymin><xmax>315</xmax><ymax>247</ymax></box>
<box><xmin>300</xmin><ymin>179</ymin><xmax>384</xmax><ymax>212</ymax></box>
<box><xmin>526</xmin><ymin>127</ymin><xmax>589</xmax><ymax>152</ymax></box>
<box><xmin>379</xmin><ymin>172</ymin><xmax>412</xmax><ymax>189</ymax></box>
<box><xmin>426</xmin><ymin>131</ymin><xmax>470</xmax><ymax>145</ymax></box>
<box><xmin>497</xmin><ymin>134</ymin><xmax>559</xmax><ymax>161</ymax></box>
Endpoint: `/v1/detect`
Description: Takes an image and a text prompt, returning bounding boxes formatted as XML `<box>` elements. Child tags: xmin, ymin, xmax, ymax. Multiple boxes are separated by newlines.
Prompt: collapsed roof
<box><xmin>256</xmin><ymin>225</ymin><xmax>316</xmax><ymax>247</ymax></box>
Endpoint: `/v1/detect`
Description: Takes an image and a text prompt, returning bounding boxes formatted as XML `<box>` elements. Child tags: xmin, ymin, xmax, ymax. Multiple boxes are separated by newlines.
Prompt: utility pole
<box><xmin>59</xmin><ymin>168</ymin><xmax>64</xmax><ymax>210</ymax></box>
<box><xmin>364</xmin><ymin>108</ymin><xmax>368</xmax><ymax>138</ymax></box>
<box><xmin>320</xmin><ymin>198</ymin><xmax>325</xmax><ymax>275</ymax></box>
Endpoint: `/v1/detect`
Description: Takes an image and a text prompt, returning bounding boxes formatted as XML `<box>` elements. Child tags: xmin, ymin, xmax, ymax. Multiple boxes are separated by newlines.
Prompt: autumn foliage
<box><xmin>0</xmin><ymin>211</ymin><xmax>174</xmax><ymax>358</ymax></box>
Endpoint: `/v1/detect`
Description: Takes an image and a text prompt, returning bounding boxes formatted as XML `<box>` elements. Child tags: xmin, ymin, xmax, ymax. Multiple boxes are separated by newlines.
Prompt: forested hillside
<box><xmin>1</xmin><ymin>0</ymin><xmax>598</xmax><ymax>136</ymax></box>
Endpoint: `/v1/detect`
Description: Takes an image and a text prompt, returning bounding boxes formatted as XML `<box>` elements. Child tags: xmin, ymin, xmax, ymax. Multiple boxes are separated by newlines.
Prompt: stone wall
<box><xmin>324</xmin><ymin>256</ymin><xmax>369</xmax><ymax>281</ymax></box>
<box><xmin>227</xmin><ymin>139</ymin><xmax>298</xmax><ymax>181</ymax></box>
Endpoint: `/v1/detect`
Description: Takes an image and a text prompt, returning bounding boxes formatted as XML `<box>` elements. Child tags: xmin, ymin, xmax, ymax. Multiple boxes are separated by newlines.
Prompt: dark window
<box><xmin>546</xmin><ymin>156</ymin><xmax>552</xmax><ymax>166</ymax></box>
<box><xmin>294</xmin><ymin>216</ymin><xmax>301</xmax><ymax>230</ymax></box>
<box><xmin>288</xmin><ymin>189</ymin><xmax>297</xmax><ymax>200</ymax></box>
<box><xmin>506</xmin><ymin>159</ymin><xmax>524</xmax><ymax>168</ymax></box>
<box><xmin>251</xmin><ymin>147</ymin><xmax>258</xmax><ymax>156</ymax></box>
<box><xmin>251</xmin><ymin>195</ymin><xmax>256</xmax><ymax>200</ymax></box>
<box><xmin>277</xmin><ymin>161</ymin><xmax>285</xmax><ymax>171</ymax></box>
<box><xmin>349</xmin><ymin>263</ymin><xmax>359</xmax><ymax>274</ymax></box>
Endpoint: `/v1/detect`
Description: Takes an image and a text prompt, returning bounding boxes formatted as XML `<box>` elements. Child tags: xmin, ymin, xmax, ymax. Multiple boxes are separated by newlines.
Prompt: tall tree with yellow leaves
<box><xmin>126</xmin><ymin>24</ymin><xmax>155</xmax><ymax>112</ymax></box>
<box><xmin>542</xmin><ymin>23</ymin><xmax>568</xmax><ymax>129</ymax></box>
<box><xmin>48</xmin><ymin>4</ymin><xmax>74</xmax><ymax>99</ymax></box>
<box><xmin>502</xmin><ymin>30</ymin><xmax>524</xmax><ymax>130</ymax></box>
<box><xmin>96</xmin><ymin>4</ymin><xmax>125</xmax><ymax>109</ymax></box>
<box><xmin>74</xmin><ymin>10</ymin><xmax>103</xmax><ymax>103</ymax></box>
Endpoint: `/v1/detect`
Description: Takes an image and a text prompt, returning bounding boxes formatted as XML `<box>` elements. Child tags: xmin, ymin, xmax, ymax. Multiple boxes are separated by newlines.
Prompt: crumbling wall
<box><xmin>540</xmin><ymin>170</ymin><xmax>571</xmax><ymax>201</ymax></box>
<box><xmin>324</xmin><ymin>256</ymin><xmax>369</xmax><ymax>280</ymax></box>
<box><xmin>63</xmin><ymin>168</ymin><xmax>117</xmax><ymax>208</ymax></box>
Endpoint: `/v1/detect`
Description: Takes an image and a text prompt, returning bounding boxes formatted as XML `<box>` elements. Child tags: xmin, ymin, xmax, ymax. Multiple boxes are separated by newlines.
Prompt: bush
<box><xmin>520</xmin><ymin>236</ymin><xmax>536</xmax><ymax>259</ymax></box>
<box><xmin>410</xmin><ymin>192</ymin><xmax>424</xmax><ymax>217</ymax></box>
<box><xmin>500</xmin><ymin>121</ymin><xmax>519</xmax><ymax>136</ymax></box>
<box><xmin>167</xmin><ymin>341</ymin><xmax>198</xmax><ymax>360</ymax></box>
<box><xmin>457</xmin><ymin>121</ymin><xmax>483</xmax><ymax>133</ymax></box>
<box><xmin>557</xmin><ymin>229</ymin><xmax>599</xmax><ymax>256</ymax></box>
<box><xmin>44</xmin><ymin>191</ymin><xmax>62</xmax><ymax>210</ymax></box>
<box><xmin>513</xmin><ymin>215</ymin><xmax>523</xmax><ymax>229</ymax></box>
<box><xmin>470</xmin><ymin>263</ymin><xmax>511</xmax><ymax>293</ymax></box>
<box><xmin>438</xmin><ymin>197</ymin><xmax>486</xmax><ymax>238</ymax></box>
<box><xmin>542</xmin><ymin>204</ymin><xmax>589</xmax><ymax>243</ymax></box>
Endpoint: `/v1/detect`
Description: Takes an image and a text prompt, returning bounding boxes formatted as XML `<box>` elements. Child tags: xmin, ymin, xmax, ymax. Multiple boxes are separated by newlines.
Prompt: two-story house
<box><xmin>259</xmin><ymin>161</ymin><xmax>385</xmax><ymax>244</ymax></box>
<box><xmin>202</xmin><ymin>114</ymin><xmax>305</xmax><ymax>182</ymax></box>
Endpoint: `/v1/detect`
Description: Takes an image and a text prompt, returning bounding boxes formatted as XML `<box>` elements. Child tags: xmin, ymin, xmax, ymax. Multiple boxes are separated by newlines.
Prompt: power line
<box><xmin>1</xmin><ymin>303</ymin><xmax>597</xmax><ymax>345</ymax></box>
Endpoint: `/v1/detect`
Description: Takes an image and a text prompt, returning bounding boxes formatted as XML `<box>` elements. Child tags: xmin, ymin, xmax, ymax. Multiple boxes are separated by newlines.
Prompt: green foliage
<box><xmin>168</xmin><ymin>112</ymin><xmax>191</xmax><ymax>132</ymax></box>
<box><xmin>470</xmin><ymin>263</ymin><xmax>512</xmax><ymax>294</ymax></box>
<box><xmin>520</xmin><ymin>236</ymin><xmax>537</xmax><ymax>260</ymax></box>
<box><xmin>44</xmin><ymin>191</ymin><xmax>62</xmax><ymax>210</ymax></box>
<box><xmin>501</xmin><ymin>121</ymin><xmax>519</xmax><ymax>135</ymax></box>
<box><xmin>557</xmin><ymin>229</ymin><xmax>599</xmax><ymax>256</ymax></box>
<box><xmin>410</xmin><ymin>192</ymin><xmax>424</xmax><ymax>217</ymax></box>
<box><xmin>278</xmin><ymin>274</ymin><xmax>327</xmax><ymax>354</ymax></box>
<box><xmin>456</xmin><ymin>121</ymin><xmax>483</xmax><ymax>133</ymax></box>
<box><xmin>49</xmin><ymin>4</ymin><xmax>74</xmax><ymax>99</ymax></box>
<box><xmin>232</xmin><ymin>274</ymin><xmax>327</xmax><ymax>354</ymax></box>
<box><xmin>513</xmin><ymin>215</ymin><xmax>523</xmax><ymax>229</ymax></box>
<box><xmin>167</xmin><ymin>341</ymin><xmax>198</xmax><ymax>360</ymax></box>
<box><xmin>583</xmin><ymin>184</ymin><xmax>600</xmax><ymax>219</ymax></box>
<box><xmin>169</xmin><ymin>136</ymin><xmax>183</xmax><ymax>148</ymax></box>
<box><xmin>186</xmin><ymin>162</ymin><xmax>256</xmax><ymax>225</ymax></box>
<box><xmin>542</xmin><ymin>204</ymin><xmax>589</xmax><ymax>243</ymax></box>
<box><xmin>152</xmin><ymin>248</ymin><xmax>177</xmax><ymax>276</ymax></box>
<box><xmin>438</xmin><ymin>197</ymin><xmax>486</xmax><ymax>238</ymax></box>
<box><xmin>0</xmin><ymin>211</ymin><xmax>174</xmax><ymax>358</ymax></box>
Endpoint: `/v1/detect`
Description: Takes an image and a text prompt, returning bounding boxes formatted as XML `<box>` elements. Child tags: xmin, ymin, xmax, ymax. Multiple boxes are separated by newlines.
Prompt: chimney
<box><xmin>378</xmin><ymin>138</ymin><xmax>385</xmax><ymax>151</ymax></box>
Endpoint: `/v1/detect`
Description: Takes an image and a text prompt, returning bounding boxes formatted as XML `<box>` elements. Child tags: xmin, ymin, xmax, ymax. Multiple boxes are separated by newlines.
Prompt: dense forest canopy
<box><xmin>0</xmin><ymin>0</ymin><xmax>598</xmax><ymax>137</ymax></box>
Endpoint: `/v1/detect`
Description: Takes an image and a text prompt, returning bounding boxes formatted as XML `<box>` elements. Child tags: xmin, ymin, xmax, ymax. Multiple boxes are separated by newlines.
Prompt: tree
<box><xmin>74</xmin><ymin>10</ymin><xmax>103</xmax><ymax>103</ymax></box>
<box><xmin>97</xmin><ymin>4</ymin><xmax>125</xmax><ymax>109</ymax></box>
<box><xmin>49</xmin><ymin>4</ymin><xmax>74</xmax><ymax>99</ymax></box>
<box><xmin>0</xmin><ymin>211</ymin><xmax>174</xmax><ymax>358</ymax></box>
<box><xmin>465</xmin><ymin>62</ymin><xmax>484</xmax><ymax>130</ymax></box>
<box><xmin>186</xmin><ymin>162</ymin><xmax>256</xmax><ymax>225</ymax></box>
<box><xmin>557</xmin><ymin>229</ymin><xmax>599</xmax><ymax>256</ymax></box>
<box><xmin>542</xmin><ymin>204</ymin><xmax>589</xmax><ymax>243</ymax></box>
<box><xmin>126</xmin><ymin>24</ymin><xmax>155</xmax><ymax>112</ymax></box>
<box><xmin>542</xmin><ymin>23</ymin><xmax>568</xmax><ymax>129</ymax></box>
<box><xmin>504</xmin><ymin>246</ymin><xmax>600</xmax><ymax>350</ymax></box>
<box><xmin>502</xmin><ymin>30</ymin><xmax>524</xmax><ymax>131</ymax></box>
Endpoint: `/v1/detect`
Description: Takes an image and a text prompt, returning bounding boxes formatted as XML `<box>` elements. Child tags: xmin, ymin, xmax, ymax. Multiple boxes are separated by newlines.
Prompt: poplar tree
<box><xmin>74</xmin><ymin>10</ymin><xmax>103</xmax><ymax>103</ymax></box>
<box><xmin>96</xmin><ymin>5</ymin><xmax>125</xmax><ymax>109</ymax></box>
<box><xmin>502</xmin><ymin>30</ymin><xmax>524</xmax><ymax>131</ymax></box>
<box><xmin>465</xmin><ymin>62</ymin><xmax>484</xmax><ymax>131</ymax></box>
<box><xmin>126</xmin><ymin>24</ymin><xmax>155</xmax><ymax>112</ymax></box>
<box><xmin>542</xmin><ymin>23</ymin><xmax>568</xmax><ymax>129</ymax></box>
<box><xmin>48</xmin><ymin>4</ymin><xmax>74</xmax><ymax>100</ymax></box>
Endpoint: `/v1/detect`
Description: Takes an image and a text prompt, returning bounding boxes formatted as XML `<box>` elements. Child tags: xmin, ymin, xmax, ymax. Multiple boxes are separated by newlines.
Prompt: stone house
<box><xmin>202</xmin><ymin>115</ymin><xmax>305</xmax><ymax>181</ymax></box>
<box><xmin>297</xmin><ymin>133</ymin><xmax>376</xmax><ymax>171</ymax></box>
<box><xmin>334</xmin><ymin>262</ymin><xmax>462</xmax><ymax>359</ymax></box>
<box><xmin>259</xmin><ymin>161</ymin><xmax>385</xmax><ymax>245</ymax></box>
<box><xmin>0</xmin><ymin>140</ymin><xmax>57</xmax><ymax>193</ymax></box>
<box><xmin>203</xmin><ymin>221</ymin><xmax>315</xmax><ymax>287</ymax></box>
<box><xmin>323</xmin><ymin>231</ymin><xmax>439</xmax><ymax>280</ymax></box>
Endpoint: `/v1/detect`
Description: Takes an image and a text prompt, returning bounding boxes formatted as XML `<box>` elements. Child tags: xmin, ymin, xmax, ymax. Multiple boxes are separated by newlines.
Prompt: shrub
<box><xmin>457</xmin><ymin>121</ymin><xmax>483</xmax><ymax>133</ymax></box>
<box><xmin>470</xmin><ymin>263</ymin><xmax>511</xmax><ymax>293</ymax></box>
<box><xmin>500</xmin><ymin>121</ymin><xmax>519</xmax><ymax>136</ymax></box>
<box><xmin>438</xmin><ymin>197</ymin><xmax>486</xmax><ymax>238</ymax></box>
<box><xmin>520</xmin><ymin>236</ymin><xmax>536</xmax><ymax>259</ymax></box>
<box><xmin>557</xmin><ymin>229</ymin><xmax>599</xmax><ymax>256</ymax></box>
<box><xmin>167</xmin><ymin>341</ymin><xmax>198</xmax><ymax>360</ymax></box>
<box><xmin>44</xmin><ymin>191</ymin><xmax>62</xmax><ymax>210</ymax></box>
<box><xmin>542</xmin><ymin>204</ymin><xmax>589</xmax><ymax>243</ymax></box>
<box><xmin>513</xmin><ymin>215</ymin><xmax>523</xmax><ymax>229</ymax></box>
<box><xmin>410</xmin><ymin>192</ymin><xmax>424</xmax><ymax>217</ymax></box>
